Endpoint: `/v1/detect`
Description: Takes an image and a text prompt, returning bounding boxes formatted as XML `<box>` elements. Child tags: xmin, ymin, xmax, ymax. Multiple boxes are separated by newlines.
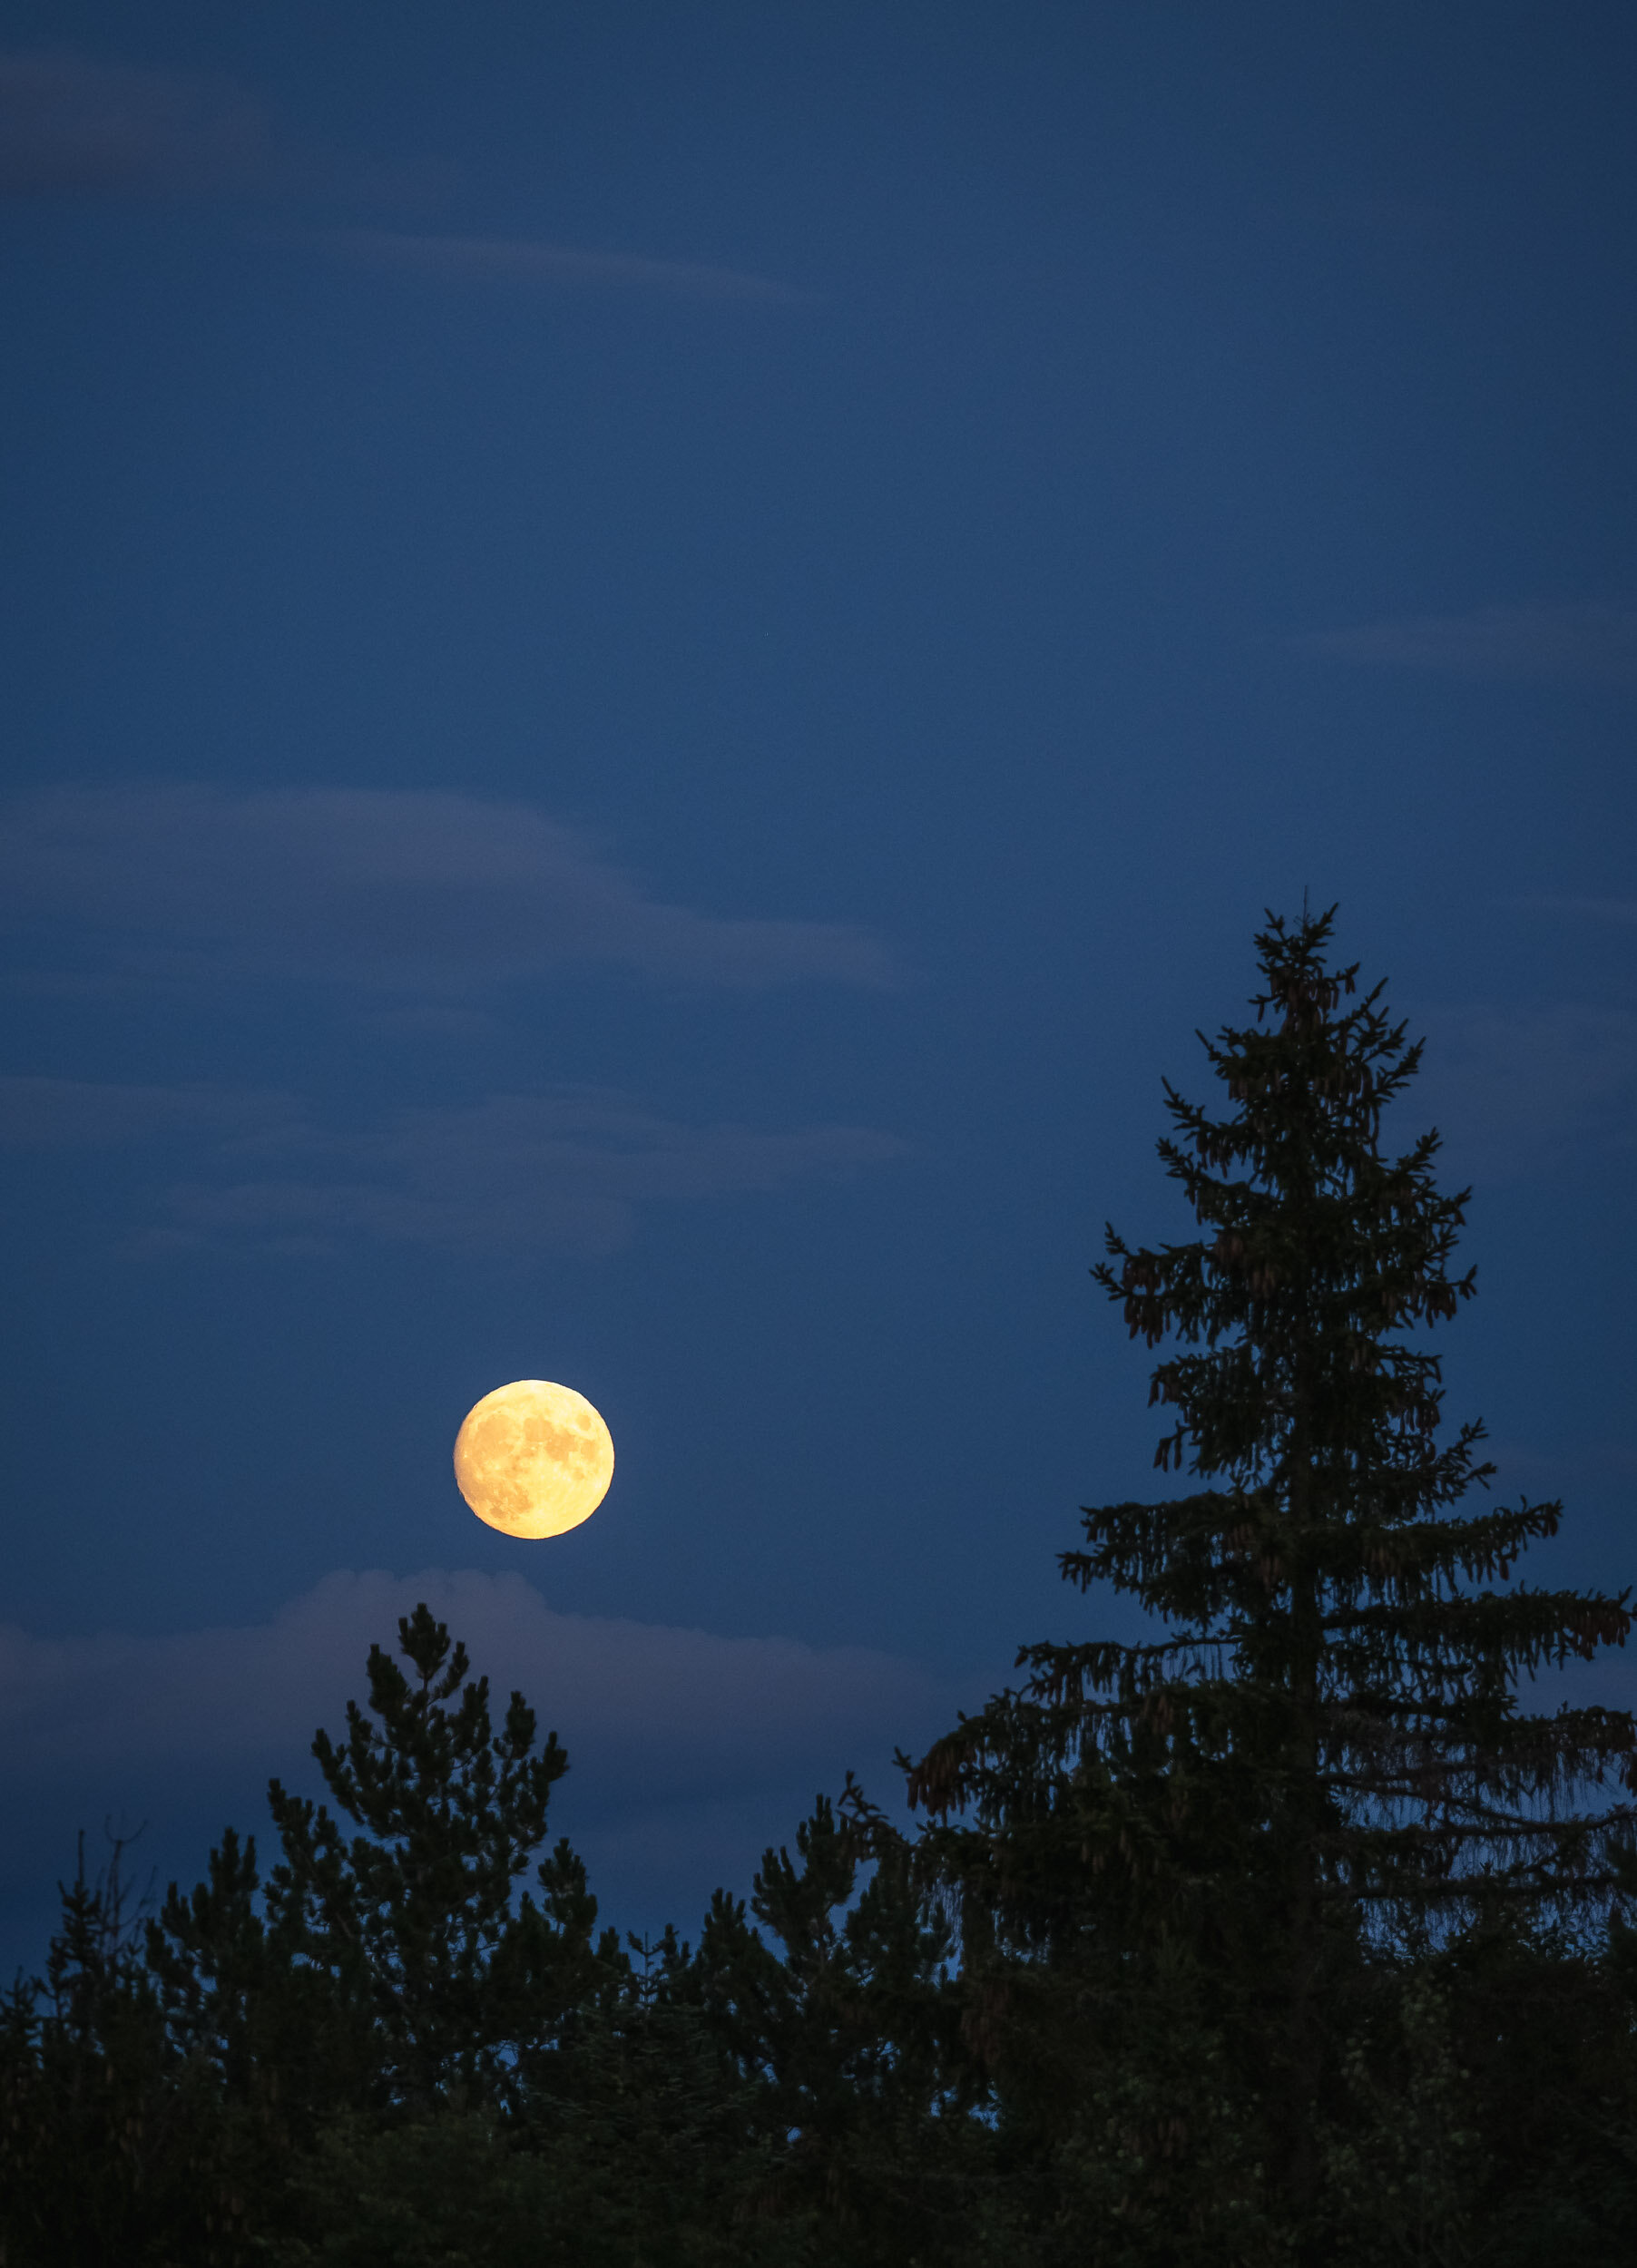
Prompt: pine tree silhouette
<box><xmin>152</xmin><ymin>1603</ymin><xmax>611</xmax><ymax>2120</ymax></box>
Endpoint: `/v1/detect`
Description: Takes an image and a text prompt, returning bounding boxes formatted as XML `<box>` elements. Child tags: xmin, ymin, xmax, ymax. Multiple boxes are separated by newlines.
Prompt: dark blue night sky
<box><xmin>3</xmin><ymin>2</ymin><xmax>1634</xmax><ymax>1963</ymax></box>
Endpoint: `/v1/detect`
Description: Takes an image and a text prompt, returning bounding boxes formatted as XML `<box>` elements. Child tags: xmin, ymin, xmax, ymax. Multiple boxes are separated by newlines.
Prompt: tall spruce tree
<box><xmin>907</xmin><ymin>906</ymin><xmax>1637</xmax><ymax>2249</ymax></box>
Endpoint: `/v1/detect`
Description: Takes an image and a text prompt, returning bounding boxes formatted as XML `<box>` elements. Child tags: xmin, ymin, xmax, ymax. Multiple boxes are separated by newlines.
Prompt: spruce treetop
<box><xmin>911</xmin><ymin>905</ymin><xmax>1637</xmax><ymax>1935</ymax></box>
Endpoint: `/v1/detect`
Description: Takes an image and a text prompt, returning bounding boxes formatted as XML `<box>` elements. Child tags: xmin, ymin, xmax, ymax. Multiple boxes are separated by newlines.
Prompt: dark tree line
<box><xmin>7</xmin><ymin>908</ymin><xmax>1637</xmax><ymax>2266</ymax></box>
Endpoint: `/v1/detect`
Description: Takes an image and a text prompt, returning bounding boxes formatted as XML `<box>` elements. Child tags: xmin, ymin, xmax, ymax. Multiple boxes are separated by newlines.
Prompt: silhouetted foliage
<box><xmin>0</xmin><ymin>1827</ymin><xmax>254</xmax><ymax>2265</ymax></box>
<box><xmin>5</xmin><ymin>908</ymin><xmax>1635</xmax><ymax>2267</ymax></box>
<box><xmin>904</xmin><ymin>904</ymin><xmax>1637</xmax><ymax>2258</ymax></box>
<box><xmin>696</xmin><ymin>1786</ymin><xmax>984</xmax><ymax>2258</ymax></box>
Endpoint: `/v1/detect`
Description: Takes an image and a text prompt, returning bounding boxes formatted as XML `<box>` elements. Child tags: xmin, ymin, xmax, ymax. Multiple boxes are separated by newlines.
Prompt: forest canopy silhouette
<box><xmin>6</xmin><ymin>908</ymin><xmax>1636</xmax><ymax>2267</ymax></box>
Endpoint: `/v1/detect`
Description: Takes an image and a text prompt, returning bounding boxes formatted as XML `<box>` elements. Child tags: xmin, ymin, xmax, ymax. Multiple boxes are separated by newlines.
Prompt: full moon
<box><xmin>453</xmin><ymin>1380</ymin><xmax>613</xmax><ymax>1539</ymax></box>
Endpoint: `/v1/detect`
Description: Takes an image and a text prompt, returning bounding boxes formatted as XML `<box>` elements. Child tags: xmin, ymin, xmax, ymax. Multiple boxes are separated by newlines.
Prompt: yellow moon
<box><xmin>453</xmin><ymin>1380</ymin><xmax>613</xmax><ymax>1539</ymax></box>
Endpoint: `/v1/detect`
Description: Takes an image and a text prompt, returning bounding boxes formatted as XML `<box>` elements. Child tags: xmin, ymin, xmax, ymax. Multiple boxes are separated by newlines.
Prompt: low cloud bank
<box><xmin>0</xmin><ymin>1571</ymin><xmax>964</xmax><ymax>1964</ymax></box>
<box><xmin>0</xmin><ymin>1568</ymin><xmax>952</xmax><ymax>1813</ymax></box>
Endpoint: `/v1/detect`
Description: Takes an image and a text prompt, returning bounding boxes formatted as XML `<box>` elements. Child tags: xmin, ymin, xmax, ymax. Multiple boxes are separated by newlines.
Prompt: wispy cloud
<box><xmin>1512</xmin><ymin>896</ymin><xmax>1637</xmax><ymax>929</ymax></box>
<box><xmin>0</xmin><ymin>1076</ymin><xmax>299</xmax><ymax>1148</ymax></box>
<box><xmin>0</xmin><ymin>787</ymin><xmax>897</xmax><ymax>995</ymax></box>
<box><xmin>321</xmin><ymin>229</ymin><xmax>809</xmax><ymax>305</ymax></box>
<box><xmin>0</xmin><ymin>1078</ymin><xmax>907</xmax><ymax>1256</ymax></box>
<box><xmin>163</xmin><ymin>1090</ymin><xmax>907</xmax><ymax>1257</ymax></box>
<box><xmin>0</xmin><ymin>48</ymin><xmax>272</xmax><ymax>199</ymax></box>
<box><xmin>0</xmin><ymin>54</ymin><xmax>803</xmax><ymax>308</ymax></box>
<box><xmin>1401</xmin><ymin>1003</ymin><xmax>1637</xmax><ymax>1180</ymax></box>
<box><xmin>1290</xmin><ymin>600</ymin><xmax>1637</xmax><ymax>686</ymax></box>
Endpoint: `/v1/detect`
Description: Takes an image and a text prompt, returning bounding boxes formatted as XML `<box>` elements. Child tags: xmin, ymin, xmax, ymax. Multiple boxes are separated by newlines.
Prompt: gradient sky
<box><xmin>4</xmin><ymin>1</ymin><xmax>1635</xmax><ymax>1965</ymax></box>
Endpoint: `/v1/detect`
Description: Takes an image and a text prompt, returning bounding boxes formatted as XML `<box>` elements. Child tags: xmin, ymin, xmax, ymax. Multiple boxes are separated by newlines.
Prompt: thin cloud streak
<box><xmin>1290</xmin><ymin>600</ymin><xmax>1637</xmax><ymax>685</ymax></box>
<box><xmin>0</xmin><ymin>1078</ymin><xmax>909</xmax><ymax>1257</ymax></box>
<box><xmin>323</xmin><ymin>228</ymin><xmax>810</xmax><ymax>305</ymax></box>
<box><xmin>0</xmin><ymin>786</ymin><xmax>898</xmax><ymax>995</ymax></box>
<box><xmin>1514</xmin><ymin>896</ymin><xmax>1637</xmax><ymax>929</ymax></box>
<box><xmin>163</xmin><ymin>1090</ymin><xmax>908</xmax><ymax>1256</ymax></box>
<box><xmin>0</xmin><ymin>1076</ymin><xmax>300</xmax><ymax>1149</ymax></box>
